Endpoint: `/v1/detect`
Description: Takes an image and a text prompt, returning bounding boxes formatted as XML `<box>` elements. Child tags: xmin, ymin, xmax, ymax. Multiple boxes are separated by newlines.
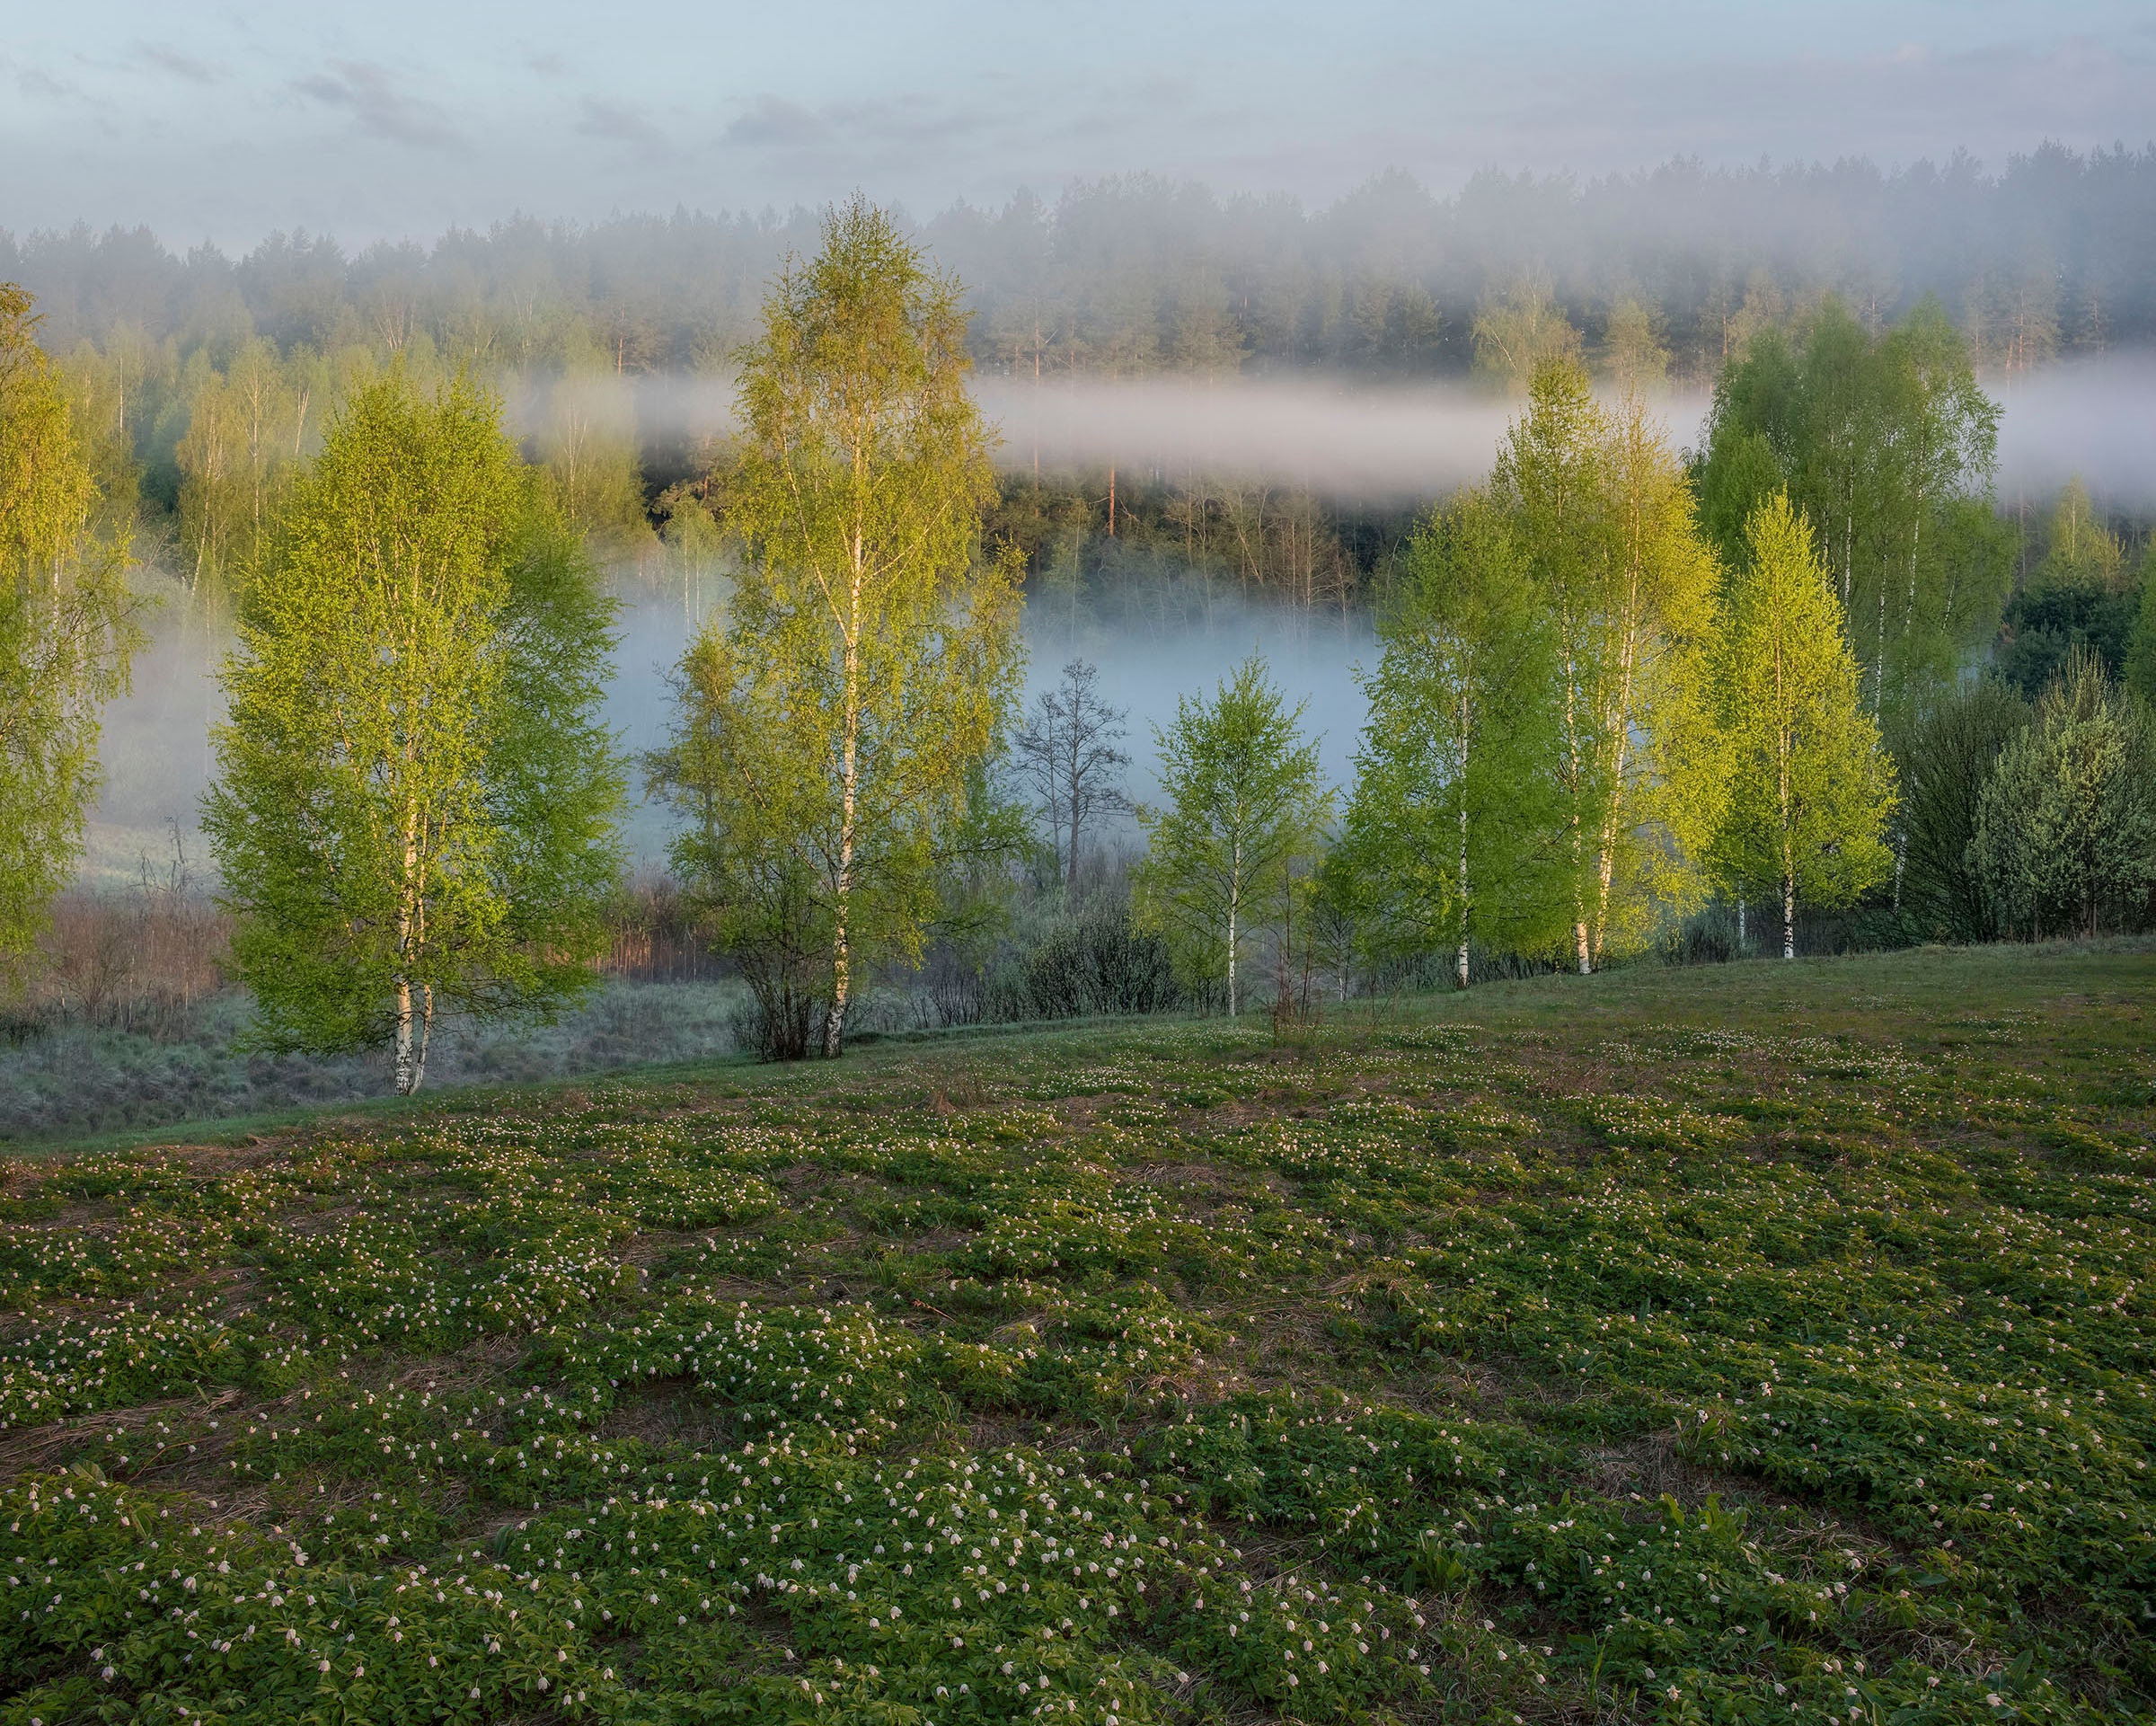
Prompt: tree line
<box><xmin>13</xmin><ymin>145</ymin><xmax>2156</xmax><ymax>379</ymax></box>
<box><xmin>4</xmin><ymin>203</ymin><xmax>2154</xmax><ymax>1087</ymax></box>
<box><xmin>19</xmin><ymin>149</ymin><xmax>2156</xmax><ymax>614</ymax></box>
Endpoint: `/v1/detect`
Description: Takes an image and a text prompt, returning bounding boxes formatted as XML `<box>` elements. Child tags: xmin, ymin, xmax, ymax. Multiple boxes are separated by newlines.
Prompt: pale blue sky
<box><xmin>5</xmin><ymin>0</ymin><xmax>2151</xmax><ymax>247</ymax></box>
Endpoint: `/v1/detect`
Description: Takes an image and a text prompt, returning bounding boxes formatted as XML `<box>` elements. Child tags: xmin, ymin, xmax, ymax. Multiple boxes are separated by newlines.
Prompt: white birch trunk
<box><xmin>1457</xmin><ymin>802</ymin><xmax>1471</xmax><ymax>991</ymax></box>
<box><xmin>1226</xmin><ymin>834</ymin><xmax>1241</xmax><ymax>1016</ymax></box>
<box><xmin>1456</xmin><ymin>686</ymin><xmax>1471</xmax><ymax>990</ymax></box>
<box><xmin>824</xmin><ymin>502</ymin><xmax>866</xmax><ymax>1058</ymax></box>
<box><xmin>393</xmin><ymin>981</ymin><xmax>430</xmax><ymax>1094</ymax></box>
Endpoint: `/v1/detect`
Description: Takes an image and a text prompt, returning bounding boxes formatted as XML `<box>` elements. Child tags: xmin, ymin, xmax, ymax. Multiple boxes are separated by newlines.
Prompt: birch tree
<box><xmin>673</xmin><ymin>198</ymin><xmax>1022</xmax><ymax>1058</ymax></box>
<box><xmin>1493</xmin><ymin>359</ymin><xmax>1721</xmax><ymax>970</ymax></box>
<box><xmin>1135</xmin><ymin>656</ymin><xmax>1330</xmax><ymax>1014</ymax></box>
<box><xmin>204</xmin><ymin>374</ymin><xmax>624</xmax><ymax>1093</ymax></box>
<box><xmin>1709</xmin><ymin>493</ymin><xmax>1896</xmax><ymax>958</ymax></box>
<box><xmin>0</xmin><ymin>283</ymin><xmax>146</xmax><ymax>977</ymax></box>
<box><xmin>1335</xmin><ymin>488</ymin><xmax>1562</xmax><ymax>986</ymax></box>
<box><xmin>1695</xmin><ymin>298</ymin><xmax>2001</xmax><ymax>730</ymax></box>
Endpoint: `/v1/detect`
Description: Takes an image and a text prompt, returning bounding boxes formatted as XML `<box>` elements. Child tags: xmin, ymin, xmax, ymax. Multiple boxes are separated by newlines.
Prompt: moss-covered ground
<box><xmin>2</xmin><ymin>941</ymin><xmax>2152</xmax><ymax>1725</ymax></box>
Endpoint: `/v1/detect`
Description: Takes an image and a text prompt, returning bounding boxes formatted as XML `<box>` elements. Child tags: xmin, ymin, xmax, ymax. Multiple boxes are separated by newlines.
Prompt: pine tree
<box><xmin>1710</xmin><ymin>493</ymin><xmax>1897</xmax><ymax>958</ymax></box>
<box><xmin>1894</xmin><ymin>679</ymin><xmax>2028</xmax><ymax>943</ymax></box>
<box><xmin>1971</xmin><ymin>650</ymin><xmax>2156</xmax><ymax>940</ymax></box>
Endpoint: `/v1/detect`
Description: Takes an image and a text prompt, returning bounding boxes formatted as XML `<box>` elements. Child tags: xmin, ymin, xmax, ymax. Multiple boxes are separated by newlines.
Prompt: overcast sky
<box><xmin>6</xmin><ymin>0</ymin><xmax>2152</xmax><ymax>251</ymax></box>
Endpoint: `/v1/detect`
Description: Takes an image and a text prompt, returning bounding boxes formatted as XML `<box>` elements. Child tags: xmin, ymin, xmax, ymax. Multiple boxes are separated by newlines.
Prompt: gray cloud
<box><xmin>132</xmin><ymin>42</ymin><xmax>224</xmax><ymax>85</ymax></box>
<box><xmin>724</xmin><ymin>95</ymin><xmax>830</xmax><ymax>150</ymax></box>
<box><xmin>293</xmin><ymin>60</ymin><xmax>461</xmax><ymax>149</ymax></box>
<box><xmin>576</xmin><ymin>97</ymin><xmax>670</xmax><ymax>153</ymax></box>
<box><xmin>11</xmin><ymin>61</ymin><xmax>79</xmax><ymax>102</ymax></box>
<box><xmin>723</xmin><ymin>91</ymin><xmax>994</xmax><ymax>161</ymax></box>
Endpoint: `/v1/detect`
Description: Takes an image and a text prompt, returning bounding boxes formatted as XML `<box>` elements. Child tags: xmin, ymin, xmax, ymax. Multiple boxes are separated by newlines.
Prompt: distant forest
<box><xmin>7</xmin><ymin>146</ymin><xmax>2153</xmax><ymax>614</ymax></box>
<box><xmin>9</xmin><ymin>146</ymin><xmax>2153</xmax><ymax>380</ymax></box>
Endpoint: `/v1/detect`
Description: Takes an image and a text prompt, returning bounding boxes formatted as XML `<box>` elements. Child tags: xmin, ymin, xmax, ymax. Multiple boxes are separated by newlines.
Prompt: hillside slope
<box><xmin>3</xmin><ymin>943</ymin><xmax>2152</xmax><ymax>1723</ymax></box>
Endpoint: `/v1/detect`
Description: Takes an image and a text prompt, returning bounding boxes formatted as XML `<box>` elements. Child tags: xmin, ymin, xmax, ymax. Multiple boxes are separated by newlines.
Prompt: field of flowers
<box><xmin>0</xmin><ymin>943</ymin><xmax>2150</xmax><ymax>1725</ymax></box>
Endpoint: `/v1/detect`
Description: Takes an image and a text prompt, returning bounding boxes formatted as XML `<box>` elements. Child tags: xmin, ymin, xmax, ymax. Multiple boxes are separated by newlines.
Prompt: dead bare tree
<box><xmin>1012</xmin><ymin>659</ymin><xmax>1133</xmax><ymax>893</ymax></box>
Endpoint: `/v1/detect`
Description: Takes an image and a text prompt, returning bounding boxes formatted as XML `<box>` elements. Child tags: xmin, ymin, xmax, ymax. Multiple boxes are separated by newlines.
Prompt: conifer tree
<box><xmin>1710</xmin><ymin>493</ymin><xmax>1897</xmax><ymax>958</ymax></box>
<box><xmin>1971</xmin><ymin>650</ymin><xmax>2156</xmax><ymax>941</ymax></box>
<box><xmin>1894</xmin><ymin>678</ymin><xmax>2028</xmax><ymax>943</ymax></box>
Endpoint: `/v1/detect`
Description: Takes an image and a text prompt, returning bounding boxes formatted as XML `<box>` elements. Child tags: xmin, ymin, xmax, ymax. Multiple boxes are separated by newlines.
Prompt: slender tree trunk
<box><xmin>1226</xmin><ymin>896</ymin><xmax>1238</xmax><ymax>1017</ymax></box>
<box><xmin>1593</xmin><ymin>456</ymin><xmax>1646</xmax><ymax>970</ymax></box>
<box><xmin>394</xmin><ymin>797</ymin><xmax>425</xmax><ymax>1094</ymax></box>
<box><xmin>1875</xmin><ymin>580</ymin><xmax>1886</xmax><ymax>716</ymax></box>
<box><xmin>1457</xmin><ymin>690</ymin><xmax>1471</xmax><ymax>990</ymax></box>
<box><xmin>1778</xmin><ymin>631</ymin><xmax>1794</xmax><ymax>962</ymax></box>
<box><xmin>825</xmin><ymin>524</ymin><xmax>865</xmax><ymax>1058</ymax></box>
<box><xmin>1456</xmin><ymin>799</ymin><xmax>1471</xmax><ymax>992</ymax></box>
<box><xmin>1561</xmin><ymin>645</ymin><xmax>1591</xmax><ymax>975</ymax></box>
<box><xmin>394</xmin><ymin>978</ymin><xmax>422</xmax><ymax>1095</ymax></box>
<box><xmin>1226</xmin><ymin>834</ymin><xmax>1241</xmax><ymax>1016</ymax></box>
<box><xmin>1065</xmin><ymin>719</ymin><xmax>1081</xmax><ymax>894</ymax></box>
<box><xmin>1736</xmin><ymin>893</ymin><xmax>1746</xmax><ymax>949</ymax></box>
<box><xmin>1592</xmin><ymin>845</ymin><xmax>1616</xmax><ymax>970</ymax></box>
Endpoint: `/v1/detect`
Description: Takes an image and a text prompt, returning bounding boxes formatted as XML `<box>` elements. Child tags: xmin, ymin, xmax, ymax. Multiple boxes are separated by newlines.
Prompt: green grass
<box><xmin>1</xmin><ymin>942</ymin><xmax>2151</xmax><ymax>1725</ymax></box>
<box><xmin>0</xmin><ymin>978</ymin><xmax>749</xmax><ymax>1150</ymax></box>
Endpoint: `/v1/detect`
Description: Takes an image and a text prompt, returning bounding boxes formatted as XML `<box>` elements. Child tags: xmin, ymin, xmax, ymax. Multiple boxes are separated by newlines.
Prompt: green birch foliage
<box><xmin>203</xmin><ymin>374</ymin><xmax>624</xmax><ymax>1082</ymax></box>
<box><xmin>1335</xmin><ymin>488</ymin><xmax>1565</xmax><ymax>978</ymax></box>
<box><xmin>1971</xmin><ymin>650</ymin><xmax>2156</xmax><ymax>941</ymax></box>
<box><xmin>1694</xmin><ymin>297</ymin><xmax>2003</xmax><ymax>730</ymax></box>
<box><xmin>0</xmin><ymin>283</ymin><xmax>146</xmax><ymax>978</ymax></box>
<box><xmin>1709</xmin><ymin>493</ymin><xmax>1897</xmax><ymax>953</ymax></box>
<box><xmin>1492</xmin><ymin>361</ymin><xmax>1722</xmax><ymax>971</ymax></box>
<box><xmin>670</xmin><ymin>198</ymin><xmax>1023</xmax><ymax>1058</ymax></box>
<box><xmin>1135</xmin><ymin>656</ymin><xmax>1331</xmax><ymax>1014</ymax></box>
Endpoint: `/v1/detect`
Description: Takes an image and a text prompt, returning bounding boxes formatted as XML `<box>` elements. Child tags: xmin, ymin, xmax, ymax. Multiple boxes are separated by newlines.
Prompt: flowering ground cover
<box><xmin>0</xmin><ymin>941</ymin><xmax>2151</xmax><ymax>1725</ymax></box>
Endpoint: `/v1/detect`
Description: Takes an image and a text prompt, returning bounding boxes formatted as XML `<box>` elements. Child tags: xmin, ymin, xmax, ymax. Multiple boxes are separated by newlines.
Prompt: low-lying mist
<box><xmin>77</xmin><ymin>353</ymin><xmax>2152</xmax><ymax>890</ymax></box>
<box><xmin>84</xmin><ymin>569</ymin><xmax>1374</xmax><ymax>884</ymax></box>
<box><xmin>1022</xmin><ymin>573</ymin><xmax>1372</xmax><ymax>821</ymax></box>
<box><xmin>554</xmin><ymin>359</ymin><xmax>2156</xmax><ymax>509</ymax></box>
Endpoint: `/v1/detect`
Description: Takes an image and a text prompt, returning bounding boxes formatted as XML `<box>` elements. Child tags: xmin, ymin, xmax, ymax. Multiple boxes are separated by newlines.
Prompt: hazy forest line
<box><xmin>11</xmin><ymin>145</ymin><xmax>2156</xmax><ymax>611</ymax></box>
<box><xmin>12</xmin><ymin>147</ymin><xmax>2154</xmax><ymax>373</ymax></box>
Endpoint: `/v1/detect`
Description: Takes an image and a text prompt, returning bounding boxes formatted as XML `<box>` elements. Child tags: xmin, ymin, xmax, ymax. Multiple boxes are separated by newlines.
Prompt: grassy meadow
<box><xmin>1</xmin><ymin>942</ymin><xmax>2151</xmax><ymax>1724</ymax></box>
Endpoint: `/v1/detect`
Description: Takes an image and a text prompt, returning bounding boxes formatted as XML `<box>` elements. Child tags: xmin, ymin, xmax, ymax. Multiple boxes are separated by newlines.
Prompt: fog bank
<box><xmin>572</xmin><ymin>361</ymin><xmax>2156</xmax><ymax>508</ymax></box>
